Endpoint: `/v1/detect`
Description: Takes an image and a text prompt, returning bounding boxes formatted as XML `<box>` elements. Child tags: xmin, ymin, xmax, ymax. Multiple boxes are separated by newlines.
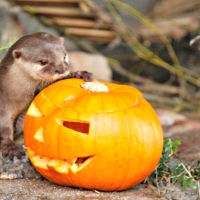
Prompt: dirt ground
<box><xmin>0</xmin><ymin>175</ymin><xmax>198</xmax><ymax>200</ymax></box>
<box><xmin>0</xmin><ymin>179</ymin><xmax>168</xmax><ymax>200</ymax></box>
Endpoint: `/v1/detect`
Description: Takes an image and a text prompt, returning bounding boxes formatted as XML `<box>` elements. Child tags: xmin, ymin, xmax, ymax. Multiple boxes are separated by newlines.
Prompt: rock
<box><xmin>156</xmin><ymin>108</ymin><xmax>200</xmax><ymax>161</ymax></box>
<box><xmin>69</xmin><ymin>51</ymin><xmax>112</xmax><ymax>82</ymax></box>
<box><xmin>156</xmin><ymin>108</ymin><xmax>187</xmax><ymax>127</ymax></box>
<box><xmin>0</xmin><ymin>149</ymin><xmax>41</xmax><ymax>180</ymax></box>
<box><xmin>0</xmin><ymin>134</ymin><xmax>41</xmax><ymax>180</ymax></box>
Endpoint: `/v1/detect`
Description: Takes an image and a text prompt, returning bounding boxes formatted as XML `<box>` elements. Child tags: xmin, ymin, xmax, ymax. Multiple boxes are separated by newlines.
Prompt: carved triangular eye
<box><xmin>34</xmin><ymin>127</ymin><xmax>44</xmax><ymax>142</ymax></box>
<box><xmin>62</xmin><ymin>120</ymin><xmax>90</xmax><ymax>134</ymax></box>
<box><xmin>27</xmin><ymin>102</ymin><xmax>43</xmax><ymax>117</ymax></box>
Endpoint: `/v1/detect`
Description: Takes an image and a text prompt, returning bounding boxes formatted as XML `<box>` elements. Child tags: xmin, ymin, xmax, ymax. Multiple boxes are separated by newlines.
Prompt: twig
<box><xmin>142</xmin><ymin>93</ymin><xmax>183</xmax><ymax>107</ymax></box>
<box><xmin>197</xmin><ymin>181</ymin><xmax>200</xmax><ymax>200</ymax></box>
<box><xmin>0</xmin><ymin>46</ymin><xmax>10</xmax><ymax>51</ymax></box>
<box><xmin>105</xmin><ymin>1</ymin><xmax>200</xmax><ymax>88</ymax></box>
<box><xmin>15</xmin><ymin>0</ymin><xmax>81</xmax><ymax>3</ymax></box>
<box><xmin>181</xmin><ymin>163</ymin><xmax>193</xmax><ymax>178</ymax></box>
<box><xmin>105</xmin><ymin>0</ymin><xmax>182</xmax><ymax>72</ymax></box>
<box><xmin>23</xmin><ymin>6</ymin><xmax>96</xmax><ymax>17</ymax></box>
<box><xmin>64</xmin><ymin>28</ymin><xmax>116</xmax><ymax>38</ymax></box>
<box><xmin>51</xmin><ymin>18</ymin><xmax>97</xmax><ymax>28</ymax></box>
<box><xmin>107</xmin><ymin>57</ymin><xmax>148</xmax><ymax>83</ymax></box>
<box><xmin>84</xmin><ymin>0</ymin><xmax>112</xmax><ymax>23</ymax></box>
<box><xmin>155</xmin><ymin>168</ymin><xmax>161</xmax><ymax>196</ymax></box>
<box><xmin>152</xmin><ymin>0</ymin><xmax>200</xmax><ymax>18</ymax></box>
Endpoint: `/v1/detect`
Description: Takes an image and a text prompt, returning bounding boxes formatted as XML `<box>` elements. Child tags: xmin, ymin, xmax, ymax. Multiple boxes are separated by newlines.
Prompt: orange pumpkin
<box><xmin>24</xmin><ymin>78</ymin><xmax>163</xmax><ymax>191</ymax></box>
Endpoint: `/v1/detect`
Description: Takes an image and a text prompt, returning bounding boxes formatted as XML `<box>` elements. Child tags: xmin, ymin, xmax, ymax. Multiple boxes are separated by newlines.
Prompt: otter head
<box><xmin>11</xmin><ymin>32</ymin><xmax>70</xmax><ymax>82</ymax></box>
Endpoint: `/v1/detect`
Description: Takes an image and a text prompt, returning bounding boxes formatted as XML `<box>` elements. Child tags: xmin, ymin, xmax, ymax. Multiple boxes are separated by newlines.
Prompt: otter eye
<box><xmin>39</xmin><ymin>60</ymin><xmax>48</xmax><ymax>65</ymax></box>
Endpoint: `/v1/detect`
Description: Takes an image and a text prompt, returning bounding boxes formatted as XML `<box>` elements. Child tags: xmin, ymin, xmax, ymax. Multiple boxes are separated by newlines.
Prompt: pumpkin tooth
<box><xmin>47</xmin><ymin>159</ymin><xmax>63</xmax><ymax>170</ymax></box>
<box><xmin>34</xmin><ymin>127</ymin><xmax>44</xmax><ymax>143</ymax></box>
<box><xmin>47</xmin><ymin>159</ymin><xmax>70</xmax><ymax>174</ymax></box>
<box><xmin>30</xmin><ymin>155</ymin><xmax>40</xmax><ymax>165</ymax></box>
<box><xmin>26</xmin><ymin>147</ymin><xmax>35</xmax><ymax>158</ymax></box>
<box><xmin>35</xmin><ymin>157</ymin><xmax>50</xmax><ymax>170</ymax></box>
<box><xmin>70</xmin><ymin>163</ymin><xmax>79</xmax><ymax>173</ymax></box>
<box><xmin>31</xmin><ymin>156</ymin><xmax>50</xmax><ymax>170</ymax></box>
<box><xmin>27</xmin><ymin>102</ymin><xmax>43</xmax><ymax>117</ymax></box>
<box><xmin>55</xmin><ymin>162</ymin><xmax>70</xmax><ymax>174</ymax></box>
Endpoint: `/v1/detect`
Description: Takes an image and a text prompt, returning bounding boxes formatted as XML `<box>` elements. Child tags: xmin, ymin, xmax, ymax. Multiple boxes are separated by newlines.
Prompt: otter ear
<box><xmin>12</xmin><ymin>49</ymin><xmax>22</xmax><ymax>59</ymax></box>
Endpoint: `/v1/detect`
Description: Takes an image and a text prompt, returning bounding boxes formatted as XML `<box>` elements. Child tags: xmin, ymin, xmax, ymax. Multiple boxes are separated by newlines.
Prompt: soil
<box><xmin>0</xmin><ymin>177</ymin><xmax>198</xmax><ymax>200</ymax></box>
<box><xmin>0</xmin><ymin>179</ymin><xmax>166</xmax><ymax>200</ymax></box>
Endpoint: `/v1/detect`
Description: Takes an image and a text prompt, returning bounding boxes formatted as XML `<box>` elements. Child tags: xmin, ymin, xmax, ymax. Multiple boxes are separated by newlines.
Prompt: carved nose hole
<box><xmin>63</xmin><ymin>121</ymin><xmax>89</xmax><ymax>134</ymax></box>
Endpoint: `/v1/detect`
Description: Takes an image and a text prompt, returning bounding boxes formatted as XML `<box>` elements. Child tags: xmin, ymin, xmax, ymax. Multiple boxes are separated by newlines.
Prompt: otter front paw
<box><xmin>2</xmin><ymin>143</ymin><xmax>25</xmax><ymax>160</ymax></box>
<box><xmin>71</xmin><ymin>71</ymin><xmax>93</xmax><ymax>82</ymax></box>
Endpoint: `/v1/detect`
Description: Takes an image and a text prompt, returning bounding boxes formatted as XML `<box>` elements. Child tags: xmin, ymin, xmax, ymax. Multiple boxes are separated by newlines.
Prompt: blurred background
<box><xmin>2</xmin><ymin>0</ymin><xmax>200</xmax><ymax>187</ymax></box>
<box><xmin>1</xmin><ymin>0</ymin><xmax>200</xmax><ymax>116</ymax></box>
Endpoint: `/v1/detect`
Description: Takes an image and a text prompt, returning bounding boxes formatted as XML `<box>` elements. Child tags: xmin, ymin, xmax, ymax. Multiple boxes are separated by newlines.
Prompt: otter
<box><xmin>0</xmin><ymin>32</ymin><xmax>92</xmax><ymax>160</ymax></box>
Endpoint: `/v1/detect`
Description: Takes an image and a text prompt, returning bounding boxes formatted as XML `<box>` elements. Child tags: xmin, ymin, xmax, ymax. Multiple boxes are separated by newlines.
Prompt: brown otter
<box><xmin>0</xmin><ymin>32</ymin><xmax>92</xmax><ymax>160</ymax></box>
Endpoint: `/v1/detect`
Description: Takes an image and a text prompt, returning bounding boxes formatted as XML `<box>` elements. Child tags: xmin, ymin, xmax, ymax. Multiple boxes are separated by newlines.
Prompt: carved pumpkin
<box><xmin>24</xmin><ymin>78</ymin><xmax>163</xmax><ymax>191</ymax></box>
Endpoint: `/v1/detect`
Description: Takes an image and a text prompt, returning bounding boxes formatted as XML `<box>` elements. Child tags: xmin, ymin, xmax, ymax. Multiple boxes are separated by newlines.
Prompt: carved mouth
<box><xmin>27</xmin><ymin>147</ymin><xmax>95</xmax><ymax>174</ymax></box>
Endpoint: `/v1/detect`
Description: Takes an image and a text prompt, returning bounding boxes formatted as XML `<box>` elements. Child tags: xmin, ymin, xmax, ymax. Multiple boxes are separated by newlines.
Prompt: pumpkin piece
<box><xmin>81</xmin><ymin>81</ymin><xmax>109</xmax><ymax>92</ymax></box>
<box><xmin>24</xmin><ymin>78</ymin><xmax>163</xmax><ymax>191</ymax></box>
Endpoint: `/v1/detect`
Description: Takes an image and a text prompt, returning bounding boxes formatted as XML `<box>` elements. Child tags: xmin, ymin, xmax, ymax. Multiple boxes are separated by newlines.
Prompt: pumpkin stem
<box><xmin>81</xmin><ymin>80</ymin><xmax>109</xmax><ymax>92</ymax></box>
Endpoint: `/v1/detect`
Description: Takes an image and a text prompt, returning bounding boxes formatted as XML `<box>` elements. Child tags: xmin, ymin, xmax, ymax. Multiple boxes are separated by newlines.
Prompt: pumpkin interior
<box><xmin>62</xmin><ymin>121</ymin><xmax>90</xmax><ymax>134</ymax></box>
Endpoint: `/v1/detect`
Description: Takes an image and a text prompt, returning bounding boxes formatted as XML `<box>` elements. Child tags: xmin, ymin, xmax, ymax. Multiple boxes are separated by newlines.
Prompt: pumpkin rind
<box><xmin>24</xmin><ymin>78</ymin><xmax>163</xmax><ymax>191</ymax></box>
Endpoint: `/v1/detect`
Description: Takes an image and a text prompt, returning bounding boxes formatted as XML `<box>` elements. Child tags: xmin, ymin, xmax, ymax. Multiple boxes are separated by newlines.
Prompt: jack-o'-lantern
<box><xmin>24</xmin><ymin>78</ymin><xmax>163</xmax><ymax>191</ymax></box>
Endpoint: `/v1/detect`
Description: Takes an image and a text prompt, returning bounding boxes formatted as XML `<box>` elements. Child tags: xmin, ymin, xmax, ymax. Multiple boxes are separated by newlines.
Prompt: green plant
<box><xmin>0</xmin><ymin>38</ymin><xmax>16</xmax><ymax>61</ymax></box>
<box><xmin>0</xmin><ymin>38</ymin><xmax>15</xmax><ymax>51</ymax></box>
<box><xmin>152</xmin><ymin>139</ymin><xmax>198</xmax><ymax>191</ymax></box>
<box><xmin>171</xmin><ymin>163</ymin><xmax>197</xmax><ymax>190</ymax></box>
<box><xmin>157</xmin><ymin>139</ymin><xmax>181</xmax><ymax>177</ymax></box>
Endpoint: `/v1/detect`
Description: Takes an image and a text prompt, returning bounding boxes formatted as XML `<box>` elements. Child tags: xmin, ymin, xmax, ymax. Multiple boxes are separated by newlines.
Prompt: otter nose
<box><xmin>55</xmin><ymin>64</ymin><xmax>66</xmax><ymax>74</ymax></box>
